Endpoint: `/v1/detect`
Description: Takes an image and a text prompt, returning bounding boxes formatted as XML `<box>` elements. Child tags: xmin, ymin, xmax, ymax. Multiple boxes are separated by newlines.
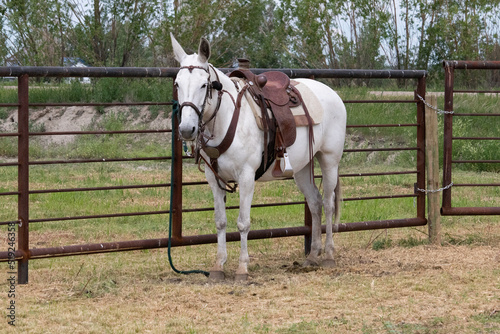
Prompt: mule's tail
<box><xmin>333</xmin><ymin>173</ymin><xmax>341</xmax><ymax>233</ymax></box>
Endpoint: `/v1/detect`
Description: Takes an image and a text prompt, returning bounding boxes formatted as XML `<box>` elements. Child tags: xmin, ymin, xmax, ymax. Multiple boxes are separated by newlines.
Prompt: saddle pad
<box><xmin>233</xmin><ymin>78</ymin><xmax>324</xmax><ymax>131</ymax></box>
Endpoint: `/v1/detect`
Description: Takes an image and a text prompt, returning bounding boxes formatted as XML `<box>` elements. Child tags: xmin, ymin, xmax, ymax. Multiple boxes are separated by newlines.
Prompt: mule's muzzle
<box><xmin>178</xmin><ymin>102</ymin><xmax>202</xmax><ymax>141</ymax></box>
<box><xmin>179</xmin><ymin>123</ymin><xmax>197</xmax><ymax>141</ymax></box>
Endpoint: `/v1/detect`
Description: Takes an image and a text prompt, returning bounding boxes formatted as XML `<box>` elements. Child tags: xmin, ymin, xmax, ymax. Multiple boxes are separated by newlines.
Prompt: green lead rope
<box><xmin>168</xmin><ymin>100</ymin><xmax>209</xmax><ymax>277</ymax></box>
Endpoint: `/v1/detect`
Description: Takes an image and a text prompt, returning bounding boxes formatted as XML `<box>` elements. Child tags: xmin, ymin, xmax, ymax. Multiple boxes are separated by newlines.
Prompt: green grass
<box><xmin>0</xmin><ymin>86</ymin><xmax>498</xmax><ymax>248</ymax></box>
<box><xmin>0</xmin><ymin>161</ymin><xmax>173</xmax><ymax>244</ymax></box>
<box><xmin>440</xmin><ymin>93</ymin><xmax>499</xmax><ymax>173</ymax></box>
<box><xmin>1</xmin><ymin>157</ymin><xmax>497</xmax><ymax>249</ymax></box>
<box><xmin>471</xmin><ymin>310</ymin><xmax>500</xmax><ymax>331</ymax></box>
<box><xmin>0</xmin><ymin>78</ymin><xmax>174</xmax><ymax>104</ymax></box>
<box><xmin>0</xmin><ymin>109</ymin><xmax>9</xmax><ymax>120</ymax></box>
<box><xmin>337</xmin><ymin>88</ymin><xmax>499</xmax><ymax>173</ymax></box>
<box><xmin>1</xmin><ymin>83</ymin><xmax>497</xmax><ymax>171</ymax></box>
<box><xmin>0</xmin><ymin>107</ymin><xmax>173</xmax><ymax>159</ymax></box>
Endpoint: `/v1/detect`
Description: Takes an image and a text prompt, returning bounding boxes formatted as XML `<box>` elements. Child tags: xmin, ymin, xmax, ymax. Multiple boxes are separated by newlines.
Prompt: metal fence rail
<box><xmin>442</xmin><ymin>60</ymin><xmax>500</xmax><ymax>216</ymax></box>
<box><xmin>0</xmin><ymin>66</ymin><xmax>427</xmax><ymax>284</ymax></box>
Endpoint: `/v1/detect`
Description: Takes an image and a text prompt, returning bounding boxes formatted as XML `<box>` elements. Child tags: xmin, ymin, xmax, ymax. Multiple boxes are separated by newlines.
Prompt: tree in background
<box><xmin>0</xmin><ymin>0</ymin><xmax>499</xmax><ymax>86</ymax></box>
<box><xmin>3</xmin><ymin>0</ymin><xmax>72</xmax><ymax>66</ymax></box>
<box><xmin>67</xmin><ymin>0</ymin><xmax>157</xmax><ymax>67</ymax></box>
<box><xmin>0</xmin><ymin>5</ymin><xmax>9</xmax><ymax>64</ymax></box>
<box><xmin>149</xmin><ymin>0</ymin><xmax>287</xmax><ymax>68</ymax></box>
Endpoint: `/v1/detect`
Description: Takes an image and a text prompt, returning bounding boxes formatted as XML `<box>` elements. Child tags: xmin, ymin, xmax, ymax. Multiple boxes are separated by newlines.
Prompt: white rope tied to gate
<box><xmin>416</xmin><ymin>94</ymin><xmax>454</xmax><ymax>115</ymax></box>
<box><xmin>416</xmin><ymin>182</ymin><xmax>454</xmax><ymax>194</ymax></box>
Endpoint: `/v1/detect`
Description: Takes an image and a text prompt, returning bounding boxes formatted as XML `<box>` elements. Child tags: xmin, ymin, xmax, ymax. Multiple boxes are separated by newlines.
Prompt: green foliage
<box><xmin>28</xmin><ymin>120</ymin><xmax>46</xmax><ymax>133</ymax></box>
<box><xmin>444</xmin><ymin>233</ymin><xmax>485</xmax><ymax>246</ymax></box>
<box><xmin>0</xmin><ymin>78</ymin><xmax>173</xmax><ymax>104</ymax></box>
<box><xmin>0</xmin><ymin>109</ymin><xmax>8</xmax><ymax>120</ymax></box>
<box><xmin>398</xmin><ymin>236</ymin><xmax>428</xmax><ymax>248</ymax></box>
<box><xmin>447</xmin><ymin>94</ymin><xmax>499</xmax><ymax>172</ymax></box>
<box><xmin>92</xmin><ymin>78</ymin><xmax>172</xmax><ymax>103</ymax></box>
<box><xmin>3</xmin><ymin>0</ymin><xmax>71</xmax><ymax>66</ymax></box>
<box><xmin>0</xmin><ymin>137</ymin><xmax>16</xmax><ymax>156</ymax></box>
<box><xmin>372</xmin><ymin>235</ymin><xmax>427</xmax><ymax>250</ymax></box>
<box><xmin>372</xmin><ymin>238</ymin><xmax>392</xmax><ymax>251</ymax></box>
<box><xmin>93</xmin><ymin>78</ymin><xmax>127</xmax><ymax>103</ymax></box>
<box><xmin>2</xmin><ymin>0</ymin><xmax>499</xmax><ymax>86</ymax></box>
<box><xmin>471</xmin><ymin>310</ymin><xmax>500</xmax><ymax>332</ymax></box>
<box><xmin>70</xmin><ymin>0</ymin><xmax>158</xmax><ymax>67</ymax></box>
<box><xmin>148</xmin><ymin>105</ymin><xmax>160</xmax><ymax>119</ymax></box>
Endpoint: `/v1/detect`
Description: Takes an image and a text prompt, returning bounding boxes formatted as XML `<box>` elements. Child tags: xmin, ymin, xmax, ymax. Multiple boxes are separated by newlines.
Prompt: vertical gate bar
<box><xmin>415</xmin><ymin>76</ymin><xmax>426</xmax><ymax>220</ymax></box>
<box><xmin>17</xmin><ymin>74</ymin><xmax>30</xmax><ymax>284</ymax></box>
<box><xmin>442</xmin><ymin>64</ymin><xmax>454</xmax><ymax>210</ymax></box>
<box><xmin>171</xmin><ymin>78</ymin><xmax>183</xmax><ymax>241</ymax></box>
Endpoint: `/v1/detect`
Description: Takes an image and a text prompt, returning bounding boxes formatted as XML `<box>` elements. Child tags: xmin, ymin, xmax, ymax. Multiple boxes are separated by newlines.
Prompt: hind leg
<box><xmin>317</xmin><ymin>153</ymin><xmax>341</xmax><ymax>267</ymax></box>
<box><xmin>294</xmin><ymin>161</ymin><xmax>323</xmax><ymax>266</ymax></box>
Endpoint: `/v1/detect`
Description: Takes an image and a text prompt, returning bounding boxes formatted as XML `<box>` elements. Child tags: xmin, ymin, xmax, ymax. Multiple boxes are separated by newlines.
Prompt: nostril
<box><xmin>179</xmin><ymin>124</ymin><xmax>197</xmax><ymax>140</ymax></box>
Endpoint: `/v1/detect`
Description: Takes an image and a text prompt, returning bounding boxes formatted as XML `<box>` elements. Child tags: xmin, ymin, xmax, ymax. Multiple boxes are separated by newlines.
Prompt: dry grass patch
<box><xmin>2</xmin><ymin>225</ymin><xmax>500</xmax><ymax>333</ymax></box>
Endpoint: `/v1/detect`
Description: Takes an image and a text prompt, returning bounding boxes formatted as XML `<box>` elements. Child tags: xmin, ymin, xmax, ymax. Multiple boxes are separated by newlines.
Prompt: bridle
<box><xmin>176</xmin><ymin>64</ymin><xmax>244</xmax><ymax>192</ymax></box>
<box><xmin>177</xmin><ymin>65</ymin><xmax>219</xmax><ymax>121</ymax></box>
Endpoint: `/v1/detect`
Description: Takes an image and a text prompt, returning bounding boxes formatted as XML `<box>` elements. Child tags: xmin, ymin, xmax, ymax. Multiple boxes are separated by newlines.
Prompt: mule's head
<box><xmin>171</xmin><ymin>33</ymin><xmax>213</xmax><ymax>141</ymax></box>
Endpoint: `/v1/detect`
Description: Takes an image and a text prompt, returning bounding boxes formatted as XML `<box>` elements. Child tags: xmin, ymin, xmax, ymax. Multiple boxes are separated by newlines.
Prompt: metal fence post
<box><xmin>442</xmin><ymin>64</ymin><xmax>454</xmax><ymax>212</ymax></box>
<box><xmin>17</xmin><ymin>74</ymin><xmax>30</xmax><ymax>284</ymax></box>
<box><xmin>415</xmin><ymin>76</ymin><xmax>427</xmax><ymax>221</ymax></box>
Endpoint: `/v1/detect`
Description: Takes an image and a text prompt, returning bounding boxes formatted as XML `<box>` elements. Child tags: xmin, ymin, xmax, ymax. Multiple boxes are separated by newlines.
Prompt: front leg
<box><xmin>235</xmin><ymin>171</ymin><xmax>256</xmax><ymax>281</ymax></box>
<box><xmin>206</xmin><ymin>169</ymin><xmax>228</xmax><ymax>281</ymax></box>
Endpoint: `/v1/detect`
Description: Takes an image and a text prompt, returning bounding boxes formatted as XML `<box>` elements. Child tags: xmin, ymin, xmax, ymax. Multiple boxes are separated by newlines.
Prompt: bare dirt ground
<box><xmin>0</xmin><ymin>105</ymin><xmax>171</xmax><ymax>145</ymax></box>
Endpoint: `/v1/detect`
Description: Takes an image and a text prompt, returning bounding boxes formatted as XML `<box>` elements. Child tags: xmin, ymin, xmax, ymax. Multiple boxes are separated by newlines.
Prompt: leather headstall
<box><xmin>177</xmin><ymin>64</ymin><xmax>239</xmax><ymax>192</ymax></box>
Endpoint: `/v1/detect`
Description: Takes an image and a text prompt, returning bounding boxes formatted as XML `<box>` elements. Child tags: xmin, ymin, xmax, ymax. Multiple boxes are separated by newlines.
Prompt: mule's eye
<box><xmin>201</xmin><ymin>83</ymin><xmax>207</xmax><ymax>89</ymax></box>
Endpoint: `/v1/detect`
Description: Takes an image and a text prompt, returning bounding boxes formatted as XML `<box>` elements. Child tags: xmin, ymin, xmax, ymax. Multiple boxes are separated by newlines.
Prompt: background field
<box><xmin>0</xmin><ymin>84</ymin><xmax>499</xmax><ymax>333</ymax></box>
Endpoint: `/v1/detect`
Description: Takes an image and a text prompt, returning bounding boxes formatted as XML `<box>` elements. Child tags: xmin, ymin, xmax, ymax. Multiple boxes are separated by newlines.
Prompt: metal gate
<box><xmin>441</xmin><ymin>60</ymin><xmax>500</xmax><ymax>215</ymax></box>
<box><xmin>0</xmin><ymin>66</ymin><xmax>427</xmax><ymax>284</ymax></box>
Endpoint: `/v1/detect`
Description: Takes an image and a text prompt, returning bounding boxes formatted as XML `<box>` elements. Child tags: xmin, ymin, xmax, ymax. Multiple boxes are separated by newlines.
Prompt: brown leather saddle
<box><xmin>229</xmin><ymin>63</ymin><xmax>314</xmax><ymax>179</ymax></box>
<box><xmin>229</xmin><ymin>68</ymin><xmax>299</xmax><ymax>148</ymax></box>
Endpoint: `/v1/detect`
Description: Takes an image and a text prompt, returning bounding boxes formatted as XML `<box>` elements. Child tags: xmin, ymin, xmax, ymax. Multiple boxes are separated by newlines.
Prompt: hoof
<box><xmin>302</xmin><ymin>259</ymin><xmax>320</xmax><ymax>267</ymax></box>
<box><xmin>209</xmin><ymin>271</ymin><xmax>225</xmax><ymax>282</ymax></box>
<box><xmin>322</xmin><ymin>259</ymin><xmax>336</xmax><ymax>268</ymax></box>
<box><xmin>234</xmin><ymin>273</ymin><xmax>249</xmax><ymax>281</ymax></box>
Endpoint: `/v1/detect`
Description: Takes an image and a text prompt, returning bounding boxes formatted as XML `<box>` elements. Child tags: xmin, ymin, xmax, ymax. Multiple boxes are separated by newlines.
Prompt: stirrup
<box><xmin>272</xmin><ymin>152</ymin><xmax>293</xmax><ymax>178</ymax></box>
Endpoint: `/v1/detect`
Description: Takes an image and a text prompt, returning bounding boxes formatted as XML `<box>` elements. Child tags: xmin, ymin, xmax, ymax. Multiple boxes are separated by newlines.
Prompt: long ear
<box><xmin>198</xmin><ymin>37</ymin><xmax>210</xmax><ymax>63</ymax></box>
<box><xmin>170</xmin><ymin>33</ymin><xmax>187</xmax><ymax>63</ymax></box>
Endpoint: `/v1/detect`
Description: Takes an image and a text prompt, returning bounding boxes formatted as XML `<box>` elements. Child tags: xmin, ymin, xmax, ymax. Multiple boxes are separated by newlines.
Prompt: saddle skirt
<box><xmin>231</xmin><ymin>77</ymin><xmax>324</xmax><ymax>134</ymax></box>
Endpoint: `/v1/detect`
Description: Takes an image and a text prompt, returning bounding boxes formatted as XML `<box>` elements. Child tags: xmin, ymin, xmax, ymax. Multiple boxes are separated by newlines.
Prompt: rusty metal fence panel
<box><xmin>0</xmin><ymin>66</ymin><xmax>427</xmax><ymax>284</ymax></box>
<box><xmin>441</xmin><ymin>60</ymin><xmax>500</xmax><ymax>216</ymax></box>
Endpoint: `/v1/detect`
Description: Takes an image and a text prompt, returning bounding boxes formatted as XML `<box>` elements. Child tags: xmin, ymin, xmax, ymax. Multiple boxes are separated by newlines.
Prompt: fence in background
<box><xmin>0</xmin><ymin>66</ymin><xmax>427</xmax><ymax>284</ymax></box>
<box><xmin>441</xmin><ymin>60</ymin><xmax>500</xmax><ymax>216</ymax></box>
